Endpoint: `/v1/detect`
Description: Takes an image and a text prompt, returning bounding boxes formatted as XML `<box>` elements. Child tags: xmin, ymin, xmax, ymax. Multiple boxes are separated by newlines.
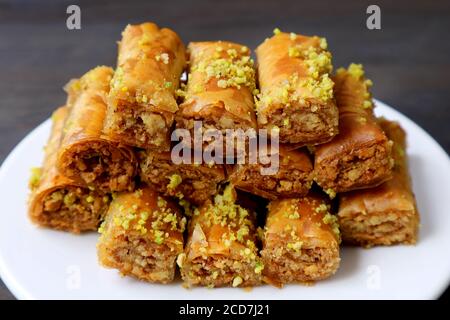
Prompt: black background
<box><xmin>0</xmin><ymin>0</ymin><xmax>449</xmax><ymax>300</ymax></box>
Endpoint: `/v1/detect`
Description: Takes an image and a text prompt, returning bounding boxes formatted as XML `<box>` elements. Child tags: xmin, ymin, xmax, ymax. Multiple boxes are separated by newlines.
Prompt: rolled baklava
<box><xmin>28</xmin><ymin>106</ymin><xmax>110</xmax><ymax>233</ymax></box>
<box><xmin>138</xmin><ymin>150</ymin><xmax>225</xmax><ymax>205</ymax></box>
<box><xmin>175</xmin><ymin>41</ymin><xmax>257</xmax><ymax>156</ymax></box>
<box><xmin>338</xmin><ymin>119</ymin><xmax>420</xmax><ymax>247</ymax></box>
<box><xmin>230</xmin><ymin>145</ymin><xmax>313</xmax><ymax>200</ymax></box>
<box><xmin>105</xmin><ymin>22</ymin><xmax>186</xmax><ymax>150</ymax></box>
<box><xmin>179</xmin><ymin>185</ymin><xmax>262</xmax><ymax>288</ymax></box>
<box><xmin>57</xmin><ymin>66</ymin><xmax>137</xmax><ymax>193</ymax></box>
<box><xmin>255</xmin><ymin>30</ymin><xmax>339</xmax><ymax>146</ymax></box>
<box><xmin>97</xmin><ymin>186</ymin><xmax>186</xmax><ymax>283</ymax></box>
<box><xmin>314</xmin><ymin>64</ymin><xmax>394</xmax><ymax>195</ymax></box>
<box><xmin>261</xmin><ymin>194</ymin><xmax>340</xmax><ymax>286</ymax></box>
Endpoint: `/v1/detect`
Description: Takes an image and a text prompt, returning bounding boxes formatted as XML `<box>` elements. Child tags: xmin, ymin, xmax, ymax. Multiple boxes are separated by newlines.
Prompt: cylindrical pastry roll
<box><xmin>105</xmin><ymin>22</ymin><xmax>186</xmax><ymax>150</ymax></box>
<box><xmin>179</xmin><ymin>185</ymin><xmax>262</xmax><ymax>288</ymax></box>
<box><xmin>97</xmin><ymin>186</ymin><xmax>186</xmax><ymax>283</ymax></box>
<box><xmin>230</xmin><ymin>145</ymin><xmax>313</xmax><ymax>200</ymax></box>
<box><xmin>28</xmin><ymin>107</ymin><xmax>110</xmax><ymax>233</ymax></box>
<box><xmin>261</xmin><ymin>194</ymin><xmax>340</xmax><ymax>286</ymax></box>
<box><xmin>176</xmin><ymin>41</ymin><xmax>257</xmax><ymax>155</ymax></box>
<box><xmin>338</xmin><ymin>119</ymin><xmax>420</xmax><ymax>247</ymax></box>
<box><xmin>57</xmin><ymin>66</ymin><xmax>137</xmax><ymax>193</ymax></box>
<box><xmin>138</xmin><ymin>150</ymin><xmax>226</xmax><ymax>205</ymax></box>
<box><xmin>314</xmin><ymin>64</ymin><xmax>394</xmax><ymax>195</ymax></box>
<box><xmin>255</xmin><ymin>30</ymin><xmax>339</xmax><ymax>146</ymax></box>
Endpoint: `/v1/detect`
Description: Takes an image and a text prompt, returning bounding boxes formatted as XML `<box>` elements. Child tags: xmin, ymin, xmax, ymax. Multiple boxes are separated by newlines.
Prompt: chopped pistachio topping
<box><xmin>254</xmin><ymin>261</ymin><xmax>264</xmax><ymax>274</ymax></box>
<box><xmin>191</xmin><ymin>45</ymin><xmax>256</xmax><ymax>93</ymax></box>
<box><xmin>29</xmin><ymin>167</ymin><xmax>42</xmax><ymax>190</ymax></box>
<box><xmin>167</xmin><ymin>174</ymin><xmax>182</xmax><ymax>190</ymax></box>
<box><xmin>325</xmin><ymin>188</ymin><xmax>336</xmax><ymax>199</ymax></box>
<box><xmin>347</xmin><ymin>63</ymin><xmax>364</xmax><ymax>79</ymax></box>
<box><xmin>154</xmin><ymin>230</ymin><xmax>165</xmax><ymax>244</ymax></box>
<box><xmin>273</xmin><ymin>27</ymin><xmax>281</xmax><ymax>35</ymax></box>
<box><xmin>98</xmin><ymin>221</ymin><xmax>106</xmax><ymax>234</ymax></box>
<box><xmin>322</xmin><ymin>213</ymin><xmax>341</xmax><ymax>240</ymax></box>
<box><xmin>288</xmin><ymin>212</ymin><xmax>300</xmax><ymax>219</ymax></box>
<box><xmin>287</xmin><ymin>241</ymin><xmax>303</xmax><ymax>252</ymax></box>
<box><xmin>232</xmin><ymin>276</ymin><xmax>243</xmax><ymax>287</ymax></box>
<box><xmin>315</xmin><ymin>203</ymin><xmax>328</xmax><ymax>213</ymax></box>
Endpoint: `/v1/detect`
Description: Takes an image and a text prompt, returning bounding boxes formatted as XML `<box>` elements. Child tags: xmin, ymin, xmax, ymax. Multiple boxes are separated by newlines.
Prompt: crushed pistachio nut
<box><xmin>63</xmin><ymin>193</ymin><xmax>76</xmax><ymax>206</ymax></box>
<box><xmin>167</xmin><ymin>174</ymin><xmax>182</xmax><ymax>190</ymax></box>
<box><xmin>287</xmin><ymin>241</ymin><xmax>303</xmax><ymax>252</ymax></box>
<box><xmin>154</xmin><ymin>230</ymin><xmax>165</xmax><ymax>244</ymax></box>
<box><xmin>322</xmin><ymin>213</ymin><xmax>341</xmax><ymax>240</ymax></box>
<box><xmin>273</xmin><ymin>27</ymin><xmax>281</xmax><ymax>35</ymax></box>
<box><xmin>98</xmin><ymin>221</ymin><xmax>106</xmax><ymax>234</ymax></box>
<box><xmin>232</xmin><ymin>276</ymin><xmax>243</xmax><ymax>287</ymax></box>
<box><xmin>29</xmin><ymin>167</ymin><xmax>42</xmax><ymax>189</ymax></box>
<box><xmin>325</xmin><ymin>188</ymin><xmax>336</xmax><ymax>199</ymax></box>
<box><xmin>254</xmin><ymin>261</ymin><xmax>264</xmax><ymax>274</ymax></box>
<box><xmin>288</xmin><ymin>212</ymin><xmax>300</xmax><ymax>219</ymax></box>
<box><xmin>347</xmin><ymin>63</ymin><xmax>364</xmax><ymax>79</ymax></box>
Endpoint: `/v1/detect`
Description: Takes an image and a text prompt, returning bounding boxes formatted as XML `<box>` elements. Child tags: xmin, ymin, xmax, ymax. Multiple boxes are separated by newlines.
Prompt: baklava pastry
<box><xmin>314</xmin><ymin>64</ymin><xmax>394</xmax><ymax>195</ymax></box>
<box><xmin>338</xmin><ymin>119</ymin><xmax>420</xmax><ymax>247</ymax></box>
<box><xmin>179</xmin><ymin>185</ymin><xmax>262</xmax><ymax>288</ymax></box>
<box><xmin>261</xmin><ymin>194</ymin><xmax>340</xmax><ymax>286</ymax></box>
<box><xmin>230</xmin><ymin>145</ymin><xmax>313</xmax><ymax>200</ymax></box>
<box><xmin>97</xmin><ymin>186</ymin><xmax>186</xmax><ymax>283</ymax></box>
<box><xmin>138</xmin><ymin>150</ymin><xmax>226</xmax><ymax>205</ymax></box>
<box><xmin>105</xmin><ymin>22</ymin><xmax>186</xmax><ymax>150</ymax></box>
<box><xmin>255</xmin><ymin>30</ymin><xmax>339</xmax><ymax>146</ymax></box>
<box><xmin>57</xmin><ymin>66</ymin><xmax>137</xmax><ymax>193</ymax></box>
<box><xmin>175</xmin><ymin>41</ymin><xmax>257</xmax><ymax>155</ymax></box>
<box><xmin>28</xmin><ymin>107</ymin><xmax>110</xmax><ymax>233</ymax></box>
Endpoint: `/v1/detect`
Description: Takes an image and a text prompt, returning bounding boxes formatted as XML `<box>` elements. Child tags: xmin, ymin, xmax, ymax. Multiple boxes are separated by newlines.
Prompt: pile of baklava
<box><xmin>28</xmin><ymin>22</ymin><xmax>419</xmax><ymax>288</ymax></box>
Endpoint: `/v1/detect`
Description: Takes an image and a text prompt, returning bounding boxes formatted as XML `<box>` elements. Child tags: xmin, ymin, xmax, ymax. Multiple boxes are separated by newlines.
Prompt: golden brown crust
<box><xmin>261</xmin><ymin>193</ymin><xmax>340</xmax><ymax>286</ymax></box>
<box><xmin>105</xmin><ymin>22</ymin><xmax>186</xmax><ymax>150</ymax></box>
<box><xmin>97</xmin><ymin>186</ymin><xmax>186</xmax><ymax>283</ymax></box>
<box><xmin>230</xmin><ymin>145</ymin><xmax>313</xmax><ymax>199</ymax></box>
<box><xmin>255</xmin><ymin>32</ymin><xmax>338</xmax><ymax>145</ymax></box>
<box><xmin>28</xmin><ymin>107</ymin><xmax>110</xmax><ymax>233</ymax></box>
<box><xmin>138</xmin><ymin>150</ymin><xmax>226</xmax><ymax>205</ymax></box>
<box><xmin>338</xmin><ymin>119</ymin><xmax>420</xmax><ymax>247</ymax></box>
<box><xmin>57</xmin><ymin>66</ymin><xmax>137</xmax><ymax>193</ymax></box>
<box><xmin>314</xmin><ymin>64</ymin><xmax>394</xmax><ymax>193</ymax></box>
<box><xmin>180</xmin><ymin>185</ymin><xmax>262</xmax><ymax>287</ymax></box>
<box><xmin>176</xmin><ymin>41</ymin><xmax>257</xmax><ymax>151</ymax></box>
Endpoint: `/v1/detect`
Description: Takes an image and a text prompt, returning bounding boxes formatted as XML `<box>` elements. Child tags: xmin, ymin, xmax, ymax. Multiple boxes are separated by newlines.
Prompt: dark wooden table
<box><xmin>0</xmin><ymin>0</ymin><xmax>449</xmax><ymax>300</ymax></box>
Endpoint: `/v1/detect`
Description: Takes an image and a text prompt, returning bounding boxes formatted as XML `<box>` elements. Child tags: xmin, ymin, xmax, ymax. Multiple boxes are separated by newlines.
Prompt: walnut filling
<box><xmin>64</xmin><ymin>142</ymin><xmax>135</xmax><ymax>192</ymax></box>
<box><xmin>110</xmin><ymin>103</ymin><xmax>171</xmax><ymax>149</ymax></box>
<box><xmin>315</xmin><ymin>144</ymin><xmax>393</xmax><ymax>192</ymax></box>
<box><xmin>260</xmin><ymin>103</ymin><xmax>338</xmax><ymax>145</ymax></box>
<box><xmin>339</xmin><ymin>211</ymin><xmax>418</xmax><ymax>247</ymax></box>
<box><xmin>139</xmin><ymin>154</ymin><xmax>224</xmax><ymax>205</ymax></box>
<box><xmin>103</xmin><ymin>234</ymin><xmax>178</xmax><ymax>283</ymax></box>
<box><xmin>261</xmin><ymin>246</ymin><xmax>340</xmax><ymax>284</ymax></box>
<box><xmin>41</xmin><ymin>187</ymin><xmax>109</xmax><ymax>233</ymax></box>
<box><xmin>233</xmin><ymin>165</ymin><xmax>312</xmax><ymax>199</ymax></box>
<box><xmin>176</xmin><ymin>105</ymin><xmax>256</xmax><ymax>153</ymax></box>
<box><xmin>183</xmin><ymin>256</ymin><xmax>261</xmax><ymax>288</ymax></box>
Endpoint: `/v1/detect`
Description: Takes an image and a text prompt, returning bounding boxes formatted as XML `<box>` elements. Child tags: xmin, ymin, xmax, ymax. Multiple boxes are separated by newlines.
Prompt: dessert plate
<box><xmin>0</xmin><ymin>100</ymin><xmax>449</xmax><ymax>299</ymax></box>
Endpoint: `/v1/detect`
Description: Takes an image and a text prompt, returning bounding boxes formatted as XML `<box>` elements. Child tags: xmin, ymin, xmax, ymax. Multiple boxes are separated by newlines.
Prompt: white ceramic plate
<box><xmin>1</xmin><ymin>100</ymin><xmax>449</xmax><ymax>300</ymax></box>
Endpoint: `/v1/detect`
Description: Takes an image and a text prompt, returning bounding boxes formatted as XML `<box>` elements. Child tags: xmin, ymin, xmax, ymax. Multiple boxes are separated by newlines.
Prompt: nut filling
<box><xmin>41</xmin><ymin>187</ymin><xmax>109</xmax><ymax>233</ymax></box>
<box><xmin>63</xmin><ymin>141</ymin><xmax>136</xmax><ymax>192</ymax></box>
